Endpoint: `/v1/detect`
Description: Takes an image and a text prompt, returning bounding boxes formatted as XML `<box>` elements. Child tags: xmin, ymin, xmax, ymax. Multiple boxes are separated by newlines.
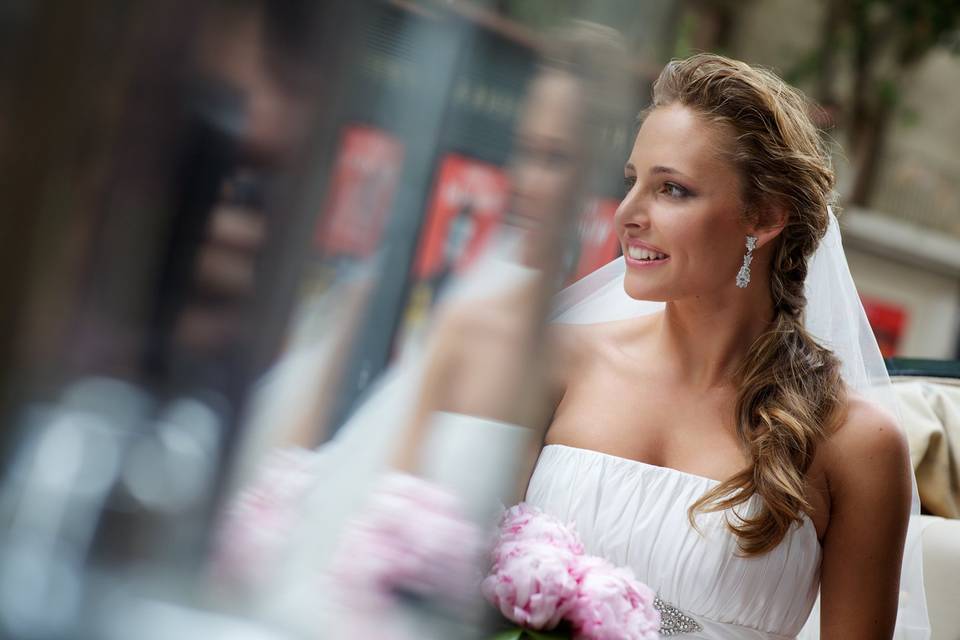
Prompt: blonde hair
<box><xmin>647</xmin><ymin>53</ymin><xmax>846</xmax><ymax>555</ymax></box>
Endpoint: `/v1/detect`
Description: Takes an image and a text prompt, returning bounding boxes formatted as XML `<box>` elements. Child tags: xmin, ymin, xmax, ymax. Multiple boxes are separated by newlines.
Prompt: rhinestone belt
<box><xmin>654</xmin><ymin>595</ymin><xmax>704</xmax><ymax>636</ymax></box>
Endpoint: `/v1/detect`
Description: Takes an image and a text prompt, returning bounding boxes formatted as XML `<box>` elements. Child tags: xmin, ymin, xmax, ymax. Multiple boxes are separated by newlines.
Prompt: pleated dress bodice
<box><xmin>525</xmin><ymin>444</ymin><xmax>822</xmax><ymax>639</ymax></box>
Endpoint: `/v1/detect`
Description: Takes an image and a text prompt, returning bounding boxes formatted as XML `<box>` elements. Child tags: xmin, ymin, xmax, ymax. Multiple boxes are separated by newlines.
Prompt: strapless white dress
<box><xmin>525</xmin><ymin>444</ymin><xmax>822</xmax><ymax>639</ymax></box>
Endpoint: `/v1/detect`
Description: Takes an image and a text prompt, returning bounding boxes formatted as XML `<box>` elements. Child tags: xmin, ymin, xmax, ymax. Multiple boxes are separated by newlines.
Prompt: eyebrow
<box><xmin>624</xmin><ymin>163</ymin><xmax>692</xmax><ymax>180</ymax></box>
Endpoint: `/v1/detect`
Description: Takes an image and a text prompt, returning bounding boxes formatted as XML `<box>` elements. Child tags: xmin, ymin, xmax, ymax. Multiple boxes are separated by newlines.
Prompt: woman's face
<box><xmin>615</xmin><ymin>104</ymin><xmax>751</xmax><ymax>302</ymax></box>
<box><xmin>509</xmin><ymin>70</ymin><xmax>584</xmax><ymax>231</ymax></box>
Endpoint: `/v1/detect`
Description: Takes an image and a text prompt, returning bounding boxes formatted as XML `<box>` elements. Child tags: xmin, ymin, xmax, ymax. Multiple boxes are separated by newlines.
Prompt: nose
<box><xmin>614</xmin><ymin>185</ymin><xmax>650</xmax><ymax>232</ymax></box>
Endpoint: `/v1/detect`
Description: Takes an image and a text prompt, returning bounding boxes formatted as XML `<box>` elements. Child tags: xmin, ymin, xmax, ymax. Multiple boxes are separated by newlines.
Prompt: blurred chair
<box><xmin>893</xmin><ymin>375</ymin><xmax>960</xmax><ymax>640</ymax></box>
<box><xmin>919</xmin><ymin>514</ymin><xmax>960</xmax><ymax>640</ymax></box>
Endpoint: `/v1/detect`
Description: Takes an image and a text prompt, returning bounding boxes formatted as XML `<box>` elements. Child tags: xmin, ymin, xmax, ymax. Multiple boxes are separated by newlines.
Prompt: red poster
<box><xmin>414</xmin><ymin>154</ymin><xmax>510</xmax><ymax>279</ymax></box>
<box><xmin>570</xmin><ymin>198</ymin><xmax>621</xmax><ymax>282</ymax></box>
<box><xmin>315</xmin><ymin>125</ymin><xmax>404</xmax><ymax>258</ymax></box>
<box><xmin>861</xmin><ymin>296</ymin><xmax>909</xmax><ymax>357</ymax></box>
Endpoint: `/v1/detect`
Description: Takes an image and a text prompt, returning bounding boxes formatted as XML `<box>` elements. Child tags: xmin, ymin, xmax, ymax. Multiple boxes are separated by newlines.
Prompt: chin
<box><xmin>622</xmin><ymin>277</ymin><xmax>670</xmax><ymax>302</ymax></box>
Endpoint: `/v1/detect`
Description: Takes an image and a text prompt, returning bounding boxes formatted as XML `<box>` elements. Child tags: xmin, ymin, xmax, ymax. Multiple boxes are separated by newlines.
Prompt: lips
<box><xmin>624</xmin><ymin>240</ymin><xmax>669</xmax><ymax>265</ymax></box>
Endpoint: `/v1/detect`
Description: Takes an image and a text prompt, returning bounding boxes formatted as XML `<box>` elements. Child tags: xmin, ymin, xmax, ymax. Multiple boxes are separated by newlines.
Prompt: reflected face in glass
<box><xmin>508</xmin><ymin>69</ymin><xmax>585</xmax><ymax>232</ymax></box>
<box><xmin>615</xmin><ymin>104</ymin><xmax>747</xmax><ymax>302</ymax></box>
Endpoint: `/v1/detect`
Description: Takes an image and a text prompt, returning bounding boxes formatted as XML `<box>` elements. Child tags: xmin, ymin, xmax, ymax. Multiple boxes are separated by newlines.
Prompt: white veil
<box><xmin>549</xmin><ymin>207</ymin><xmax>930</xmax><ymax>639</ymax></box>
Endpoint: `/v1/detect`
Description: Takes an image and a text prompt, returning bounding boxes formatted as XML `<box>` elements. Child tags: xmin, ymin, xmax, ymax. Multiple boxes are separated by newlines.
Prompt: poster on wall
<box><xmin>286</xmin><ymin>125</ymin><xmax>404</xmax><ymax>350</ymax></box>
<box><xmin>861</xmin><ymin>296</ymin><xmax>909</xmax><ymax>357</ymax></box>
<box><xmin>413</xmin><ymin>153</ymin><xmax>510</xmax><ymax>288</ymax></box>
<box><xmin>395</xmin><ymin>154</ymin><xmax>510</xmax><ymax>354</ymax></box>
<box><xmin>314</xmin><ymin>124</ymin><xmax>404</xmax><ymax>260</ymax></box>
<box><xmin>569</xmin><ymin>197</ymin><xmax>621</xmax><ymax>283</ymax></box>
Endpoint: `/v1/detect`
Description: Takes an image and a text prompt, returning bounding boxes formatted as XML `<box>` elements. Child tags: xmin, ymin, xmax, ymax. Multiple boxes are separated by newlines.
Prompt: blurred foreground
<box><xmin>0</xmin><ymin>1</ymin><xmax>637</xmax><ymax>638</ymax></box>
<box><xmin>1</xmin><ymin>1</ymin><xmax>959</xmax><ymax>639</ymax></box>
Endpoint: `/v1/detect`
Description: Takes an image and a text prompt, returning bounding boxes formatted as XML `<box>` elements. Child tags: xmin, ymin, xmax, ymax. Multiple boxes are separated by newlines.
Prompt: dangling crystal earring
<box><xmin>735</xmin><ymin>235</ymin><xmax>758</xmax><ymax>289</ymax></box>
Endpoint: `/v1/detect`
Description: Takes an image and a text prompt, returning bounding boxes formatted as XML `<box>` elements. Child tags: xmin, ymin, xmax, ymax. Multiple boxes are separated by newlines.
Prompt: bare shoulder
<box><xmin>547</xmin><ymin>322</ymin><xmax>595</xmax><ymax>360</ymax></box>
<box><xmin>820</xmin><ymin>392</ymin><xmax>912</xmax><ymax>504</ymax></box>
<box><xmin>550</xmin><ymin>315</ymin><xmax>653</xmax><ymax>350</ymax></box>
<box><xmin>548</xmin><ymin>317</ymin><xmax>647</xmax><ymax>366</ymax></box>
<box><xmin>823</xmin><ymin>394</ymin><xmax>909</xmax><ymax>467</ymax></box>
<box><xmin>816</xmin><ymin>394</ymin><xmax>913</xmax><ymax>636</ymax></box>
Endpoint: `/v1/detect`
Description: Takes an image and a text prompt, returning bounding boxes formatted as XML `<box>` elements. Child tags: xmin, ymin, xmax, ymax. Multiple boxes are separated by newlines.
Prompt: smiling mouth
<box><xmin>625</xmin><ymin>245</ymin><xmax>669</xmax><ymax>262</ymax></box>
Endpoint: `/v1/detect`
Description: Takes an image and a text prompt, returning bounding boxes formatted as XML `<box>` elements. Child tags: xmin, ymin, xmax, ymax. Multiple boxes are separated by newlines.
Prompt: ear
<box><xmin>747</xmin><ymin>204</ymin><xmax>787</xmax><ymax>250</ymax></box>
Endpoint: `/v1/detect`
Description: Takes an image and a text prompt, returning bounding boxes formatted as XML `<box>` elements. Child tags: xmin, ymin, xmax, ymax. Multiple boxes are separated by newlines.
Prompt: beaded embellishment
<box><xmin>735</xmin><ymin>235</ymin><xmax>758</xmax><ymax>289</ymax></box>
<box><xmin>654</xmin><ymin>594</ymin><xmax>704</xmax><ymax>636</ymax></box>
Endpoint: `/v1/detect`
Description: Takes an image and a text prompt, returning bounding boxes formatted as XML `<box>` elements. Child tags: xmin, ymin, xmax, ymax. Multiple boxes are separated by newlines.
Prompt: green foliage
<box><xmin>846</xmin><ymin>0</ymin><xmax>960</xmax><ymax>64</ymax></box>
<box><xmin>783</xmin><ymin>49</ymin><xmax>822</xmax><ymax>86</ymax></box>
<box><xmin>790</xmin><ymin>0</ymin><xmax>960</xmax><ymax>203</ymax></box>
<box><xmin>888</xmin><ymin>0</ymin><xmax>960</xmax><ymax>63</ymax></box>
<box><xmin>673</xmin><ymin>11</ymin><xmax>698</xmax><ymax>59</ymax></box>
<box><xmin>878</xmin><ymin>77</ymin><xmax>900</xmax><ymax>108</ymax></box>
<box><xmin>487</xmin><ymin>624</ymin><xmax>574</xmax><ymax>639</ymax></box>
<box><xmin>899</xmin><ymin>106</ymin><xmax>921</xmax><ymax>127</ymax></box>
<box><xmin>524</xmin><ymin>628</ymin><xmax>573</xmax><ymax>639</ymax></box>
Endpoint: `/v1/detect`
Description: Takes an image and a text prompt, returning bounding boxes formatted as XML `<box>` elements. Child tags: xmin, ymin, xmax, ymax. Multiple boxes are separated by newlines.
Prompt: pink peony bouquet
<box><xmin>482</xmin><ymin>504</ymin><xmax>660</xmax><ymax>640</ymax></box>
<box><xmin>326</xmin><ymin>476</ymin><xmax>659</xmax><ymax>640</ymax></box>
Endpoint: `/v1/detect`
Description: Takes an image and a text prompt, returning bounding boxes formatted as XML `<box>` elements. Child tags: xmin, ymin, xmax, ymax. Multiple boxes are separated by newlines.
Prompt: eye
<box><xmin>623</xmin><ymin>175</ymin><xmax>637</xmax><ymax>193</ymax></box>
<box><xmin>661</xmin><ymin>181</ymin><xmax>691</xmax><ymax>199</ymax></box>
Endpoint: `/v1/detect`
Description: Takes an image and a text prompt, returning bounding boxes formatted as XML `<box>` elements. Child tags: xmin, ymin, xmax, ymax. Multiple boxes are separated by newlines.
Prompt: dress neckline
<box><xmin>543</xmin><ymin>443</ymin><xmax>728</xmax><ymax>485</ymax></box>
<box><xmin>542</xmin><ymin>443</ymin><xmax>822</xmax><ymax>542</ymax></box>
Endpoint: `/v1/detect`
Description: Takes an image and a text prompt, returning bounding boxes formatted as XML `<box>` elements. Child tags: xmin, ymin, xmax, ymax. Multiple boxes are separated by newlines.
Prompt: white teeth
<box><xmin>628</xmin><ymin>246</ymin><xmax>666</xmax><ymax>261</ymax></box>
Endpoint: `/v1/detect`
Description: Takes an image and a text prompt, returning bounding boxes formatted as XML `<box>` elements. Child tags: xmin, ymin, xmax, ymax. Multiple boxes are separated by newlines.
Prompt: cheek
<box><xmin>623</xmin><ymin>208</ymin><xmax>743</xmax><ymax>300</ymax></box>
<box><xmin>675</xmin><ymin>218</ymin><xmax>723</xmax><ymax>263</ymax></box>
<box><xmin>647</xmin><ymin>208</ymin><xmax>710</xmax><ymax>261</ymax></box>
<box><xmin>671</xmin><ymin>215</ymin><xmax>746</xmax><ymax>289</ymax></box>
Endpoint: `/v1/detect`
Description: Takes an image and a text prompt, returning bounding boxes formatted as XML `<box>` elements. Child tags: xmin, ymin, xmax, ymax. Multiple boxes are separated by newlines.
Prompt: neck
<box><xmin>656</xmin><ymin>269</ymin><xmax>777</xmax><ymax>389</ymax></box>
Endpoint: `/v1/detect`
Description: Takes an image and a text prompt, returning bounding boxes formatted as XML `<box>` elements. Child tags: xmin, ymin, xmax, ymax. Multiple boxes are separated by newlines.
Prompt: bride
<box><xmin>219</xmin><ymin>50</ymin><xmax>929</xmax><ymax>640</ymax></box>
<box><xmin>538</xmin><ymin>54</ymin><xmax>910</xmax><ymax>638</ymax></box>
<box><xmin>385</xmin><ymin>53</ymin><xmax>927</xmax><ymax>639</ymax></box>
